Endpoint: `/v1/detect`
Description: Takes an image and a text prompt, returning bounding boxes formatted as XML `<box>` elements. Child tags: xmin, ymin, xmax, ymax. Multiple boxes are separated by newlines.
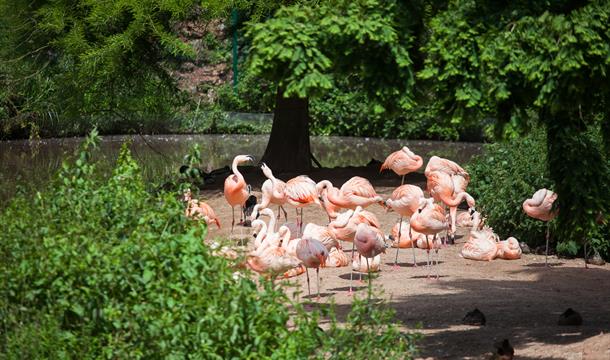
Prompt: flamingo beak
<box><xmin>247</xmin><ymin>155</ymin><xmax>255</xmax><ymax>162</ymax></box>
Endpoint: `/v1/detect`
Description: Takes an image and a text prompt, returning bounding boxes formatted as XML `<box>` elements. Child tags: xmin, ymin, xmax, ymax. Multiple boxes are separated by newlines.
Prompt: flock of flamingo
<box><xmin>184</xmin><ymin>146</ymin><xmax>558</xmax><ymax>298</ymax></box>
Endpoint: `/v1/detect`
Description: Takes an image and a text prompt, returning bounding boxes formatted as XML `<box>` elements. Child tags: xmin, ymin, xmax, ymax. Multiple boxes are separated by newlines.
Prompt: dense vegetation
<box><xmin>468</xmin><ymin>127</ymin><xmax>610</xmax><ymax>259</ymax></box>
<box><xmin>0</xmin><ymin>131</ymin><xmax>419</xmax><ymax>358</ymax></box>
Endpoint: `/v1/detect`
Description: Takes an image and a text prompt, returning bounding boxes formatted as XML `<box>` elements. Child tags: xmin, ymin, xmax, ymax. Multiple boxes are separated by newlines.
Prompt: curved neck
<box><xmin>443</xmin><ymin>191</ymin><xmax>473</xmax><ymax>207</ymax></box>
<box><xmin>254</xmin><ymin>222</ymin><xmax>267</xmax><ymax>249</ymax></box>
<box><xmin>232</xmin><ymin>158</ymin><xmax>244</xmax><ymax>181</ymax></box>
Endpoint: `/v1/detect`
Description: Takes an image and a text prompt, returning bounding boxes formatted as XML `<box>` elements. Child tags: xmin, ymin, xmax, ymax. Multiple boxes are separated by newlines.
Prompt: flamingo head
<box><xmin>235</xmin><ymin>155</ymin><xmax>255</xmax><ymax>165</ymax></box>
<box><xmin>315</xmin><ymin>180</ymin><xmax>333</xmax><ymax>195</ymax></box>
<box><xmin>260</xmin><ymin>162</ymin><xmax>274</xmax><ymax>178</ymax></box>
<box><xmin>401</xmin><ymin>146</ymin><xmax>415</xmax><ymax>157</ymax></box>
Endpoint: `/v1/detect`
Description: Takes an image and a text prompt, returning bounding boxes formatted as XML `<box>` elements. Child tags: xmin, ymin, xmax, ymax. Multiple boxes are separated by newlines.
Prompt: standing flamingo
<box><xmin>224</xmin><ymin>155</ymin><xmax>254</xmax><ymax>233</ymax></box>
<box><xmin>253</xmin><ymin>163</ymin><xmax>288</xmax><ymax>221</ymax></box>
<box><xmin>410</xmin><ymin>198</ymin><xmax>449</xmax><ymax>279</ymax></box>
<box><xmin>385</xmin><ymin>184</ymin><xmax>425</xmax><ymax>267</ymax></box>
<box><xmin>352</xmin><ymin>223</ymin><xmax>387</xmax><ymax>296</ymax></box>
<box><xmin>295</xmin><ymin>238</ymin><xmax>329</xmax><ymax>299</ymax></box>
<box><xmin>380</xmin><ymin>146</ymin><xmax>424</xmax><ymax>186</ymax></box>
<box><xmin>316</xmin><ymin>177</ymin><xmax>383</xmax><ymax>220</ymax></box>
<box><xmin>424</xmin><ymin>155</ymin><xmax>470</xmax><ymax>181</ymax></box>
<box><xmin>284</xmin><ymin>175</ymin><xmax>320</xmax><ymax>235</ymax></box>
<box><xmin>426</xmin><ymin>170</ymin><xmax>475</xmax><ymax>243</ymax></box>
<box><xmin>523</xmin><ymin>188</ymin><xmax>558</xmax><ymax>267</ymax></box>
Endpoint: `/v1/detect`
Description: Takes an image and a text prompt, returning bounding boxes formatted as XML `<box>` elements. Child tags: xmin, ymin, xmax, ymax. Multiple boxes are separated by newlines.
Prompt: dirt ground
<box><xmin>197</xmin><ymin>164</ymin><xmax>610</xmax><ymax>360</ymax></box>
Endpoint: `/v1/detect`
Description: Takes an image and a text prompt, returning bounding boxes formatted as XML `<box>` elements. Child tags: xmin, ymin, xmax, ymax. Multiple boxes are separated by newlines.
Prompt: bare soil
<box><xmin>198</xmin><ymin>165</ymin><xmax>610</xmax><ymax>360</ymax></box>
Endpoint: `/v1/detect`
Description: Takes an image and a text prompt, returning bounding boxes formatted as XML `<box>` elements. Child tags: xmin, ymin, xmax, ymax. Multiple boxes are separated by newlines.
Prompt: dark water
<box><xmin>0</xmin><ymin>134</ymin><xmax>483</xmax><ymax>201</ymax></box>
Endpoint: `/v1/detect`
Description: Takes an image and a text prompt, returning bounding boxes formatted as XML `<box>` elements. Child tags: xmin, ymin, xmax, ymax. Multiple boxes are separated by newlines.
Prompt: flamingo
<box><xmin>410</xmin><ymin>198</ymin><xmax>449</xmax><ymax>279</ymax></box>
<box><xmin>326</xmin><ymin>247</ymin><xmax>350</xmax><ymax>267</ymax></box>
<box><xmin>426</xmin><ymin>170</ymin><xmax>475</xmax><ymax>243</ymax></box>
<box><xmin>316</xmin><ymin>176</ymin><xmax>383</xmax><ymax>220</ymax></box>
<box><xmin>424</xmin><ymin>155</ymin><xmax>470</xmax><ymax>181</ymax></box>
<box><xmin>284</xmin><ymin>175</ymin><xmax>320</xmax><ymax>235</ymax></box>
<box><xmin>460</xmin><ymin>225</ymin><xmax>499</xmax><ymax>262</ymax></box>
<box><xmin>352</xmin><ymin>253</ymin><xmax>382</xmax><ymax>273</ymax></box>
<box><xmin>390</xmin><ymin>221</ymin><xmax>426</xmax><ymax>249</ymax></box>
<box><xmin>456</xmin><ymin>210</ymin><xmax>475</xmax><ymax>227</ymax></box>
<box><xmin>253</xmin><ymin>163</ymin><xmax>288</xmax><ymax>222</ymax></box>
<box><xmin>385</xmin><ymin>184</ymin><xmax>425</xmax><ymax>267</ymax></box>
<box><xmin>523</xmin><ymin>188</ymin><xmax>558</xmax><ymax>266</ymax></box>
<box><xmin>295</xmin><ymin>237</ymin><xmax>329</xmax><ymax>299</ymax></box>
<box><xmin>183</xmin><ymin>189</ymin><xmax>221</xmax><ymax>229</ymax></box>
<box><xmin>224</xmin><ymin>155</ymin><xmax>254</xmax><ymax>233</ymax></box>
<box><xmin>380</xmin><ymin>146</ymin><xmax>424</xmax><ymax>186</ymax></box>
<box><xmin>496</xmin><ymin>237</ymin><xmax>522</xmax><ymax>260</ymax></box>
<box><xmin>352</xmin><ymin>223</ymin><xmax>387</xmax><ymax>296</ymax></box>
<box><xmin>246</xmin><ymin>245</ymin><xmax>301</xmax><ymax>279</ymax></box>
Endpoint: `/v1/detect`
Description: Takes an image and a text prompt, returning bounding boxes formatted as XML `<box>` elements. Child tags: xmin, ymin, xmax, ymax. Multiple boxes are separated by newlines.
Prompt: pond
<box><xmin>0</xmin><ymin>134</ymin><xmax>483</xmax><ymax>202</ymax></box>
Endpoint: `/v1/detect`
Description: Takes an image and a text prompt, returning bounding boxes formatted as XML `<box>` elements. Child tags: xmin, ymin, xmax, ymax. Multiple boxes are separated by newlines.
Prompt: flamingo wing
<box><xmin>285</xmin><ymin>176</ymin><xmax>318</xmax><ymax>205</ymax></box>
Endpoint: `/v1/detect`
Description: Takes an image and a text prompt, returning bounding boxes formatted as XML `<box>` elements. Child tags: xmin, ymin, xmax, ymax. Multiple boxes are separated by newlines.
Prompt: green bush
<box><xmin>0</xmin><ymin>131</ymin><xmax>418</xmax><ymax>359</ymax></box>
<box><xmin>467</xmin><ymin>127</ymin><xmax>609</xmax><ymax>259</ymax></box>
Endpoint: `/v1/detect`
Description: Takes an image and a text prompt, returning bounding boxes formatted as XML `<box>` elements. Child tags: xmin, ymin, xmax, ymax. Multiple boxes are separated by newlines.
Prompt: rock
<box><xmin>586</xmin><ymin>250</ymin><xmax>606</xmax><ymax>266</ymax></box>
<box><xmin>558</xmin><ymin>308</ymin><xmax>583</xmax><ymax>326</ymax></box>
<box><xmin>462</xmin><ymin>308</ymin><xmax>486</xmax><ymax>326</ymax></box>
<box><xmin>519</xmin><ymin>242</ymin><xmax>531</xmax><ymax>254</ymax></box>
<box><xmin>491</xmin><ymin>339</ymin><xmax>514</xmax><ymax>360</ymax></box>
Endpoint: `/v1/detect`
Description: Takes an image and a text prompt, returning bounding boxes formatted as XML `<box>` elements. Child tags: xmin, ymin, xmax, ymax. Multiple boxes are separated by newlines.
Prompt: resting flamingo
<box><xmin>460</xmin><ymin>225</ymin><xmax>499</xmax><ymax>262</ymax></box>
<box><xmin>183</xmin><ymin>189</ymin><xmax>221</xmax><ymax>230</ymax></box>
<box><xmin>317</xmin><ymin>176</ymin><xmax>383</xmax><ymax>220</ymax></box>
<box><xmin>523</xmin><ymin>188</ymin><xmax>558</xmax><ymax>266</ymax></box>
<box><xmin>380</xmin><ymin>146</ymin><xmax>423</xmax><ymax>186</ymax></box>
<box><xmin>410</xmin><ymin>198</ymin><xmax>449</xmax><ymax>279</ymax></box>
<box><xmin>496</xmin><ymin>237</ymin><xmax>522</xmax><ymax>260</ymax></box>
<box><xmin>253</xmin><ymin>163</ymin><xmax>288</xmax><ymax>221</ymax></box>
<box><xmin>224</xmin><ymin>155</ymin><xmax>254</xmax><ymax>233</ymax></box>
<box><xmin>328</xmin><ymin>207</ymin><xmax>380</xmax><ymax>272</ymax></box>
<box><xmin>426</xmin><ymin>170</ymin><xmax>475</xmax><ymax>243</ymax></box>
<box><xmin>326</xmin><ymin>247</ymin><xmax>350</xmax><ymax>267</ymax></box>
<box><xmin>352</xmin><ymin>223</ymin><xmax>387</xmax><ymax>296</ymax></box>
<box><xmin>385</xmin><ymin>184</ymin><xmax>425</xmax><ymax>267</ymax></box>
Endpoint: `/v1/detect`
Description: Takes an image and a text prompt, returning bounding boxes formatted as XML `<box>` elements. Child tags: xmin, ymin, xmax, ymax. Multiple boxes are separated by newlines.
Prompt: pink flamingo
<box><xmin>352</xmin><ymin>223</ymin><xmax>387</xmax><ymax>296</ymax></box>
<box><xmin>295</xmin><ymin>237</ymin><xmax>329</xmax><ymax>299</ymax></box>
<box><xmin>410</xmin><ymin>198</ymin><xmax>449</xmax><ymax>279</ymax></box>
<box><xmin>253</xmin><ymin>163</ymin><xmax>288</xmax><ymax>221</ymax></box>
<box><xmin>284</xmin><ymin>175</ymin><xmax>320</xmax><ymax>235</ymax></box>
<box><xmin>246</xmin><ymin>245</ymin><xmax>302</xmax><ymax>279</ymax></box>
<box><xmin>460</xmin><ymin>225</ymin><xmax>499</xmax><ymax>262</ymax></box>
<box><xmin>385</xmin><ymin>184</ymin><xmax>425</xmax><ymax>267</ymax></box>
<box><xmin>316</xmin><ymin>176</ymin><xmax>383</xmax><ymax>220</ymax></box>
<box><xmin>380</xmin><ymin>146</ymin><xmax>424</xmax><ymax>186</ymax></box>
<box><xmin>183</xmin><ymin>189</ymin><xmax>221</xmax><ymax>229</ymax></box>
<box><xmin>523</xmin><ymin>188</ymin><xmax>558</xmax><ymax>266</ymax></box>
<box><xmin>424</xmin><ymin>155</ymin><xmax>470</xmax><ymax>181</ymax></box>
<box><xmin>224</xmin><ymin>155</ymin><xmax>254</xmax><ymax>233</ymax></box>
<box><xmin>426</xmin><ymin>170</ymin><xmax>475</xmax><ymax>243</ymax></box>
<box><xmin>496</xmin><ymin>237</ymin><xmax>522</xmax><ymax>260</ymax></box>
<box><xmin>326</xmin><ymin>247</ymin><xmax>350</xmax><ymax>267</ymax></box>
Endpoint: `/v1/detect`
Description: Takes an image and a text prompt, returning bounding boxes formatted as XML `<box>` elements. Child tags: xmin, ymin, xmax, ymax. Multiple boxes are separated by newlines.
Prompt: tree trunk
<box><xmin>261</xmin><ymin>88</ymin><xmax>312</xmax><ymax>173</ymax></box>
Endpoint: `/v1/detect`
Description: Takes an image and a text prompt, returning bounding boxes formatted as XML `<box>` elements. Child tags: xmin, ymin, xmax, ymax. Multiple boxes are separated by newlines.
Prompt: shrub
<box><xmin>467</xmin><ymin>127</ymin><xmax>609</xmax><ymax>259</ymax></box>
<box><xmin>0</xmin><ymin>131</ymin><xmax>418</xmax><ymax>358</ymax></box>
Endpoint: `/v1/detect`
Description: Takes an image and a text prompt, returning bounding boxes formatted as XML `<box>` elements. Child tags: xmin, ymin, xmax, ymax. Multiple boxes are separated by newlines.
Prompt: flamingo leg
<box><xmin>305</xmin><ymin>267</ymin><xmax>311</xmax><ymax>297</ymax></box>
<box><xmin>359</xmin><ymin>255</ymin><xmax>363</xmax><ymax>283</ymax></box>
<box><xmin>316</xmin><ymin>267</ymin><xmax>321</xmax><ymax>300</ymax></box>
<box><xmin>231</xmin><ymin>207</ymin><xmax>235</xmax><ymax>234</ymax></box>
<box><xmin>545</xmin><ymin>223</ymin><xmax>550</xmax><ymax>267</ymax></box>
<box><xmin>434</xmin><ymin>237</ymin><xmax>440</xmax><ymax>280</ymax></box>
<box><xmin>365</xmin><ymin>256</ymin><xmax>371</xmax><ymax>301</ymax></box>
<box><xmin>300</xmin><ymin>208</ymin><xmax>304</xmax><ymax>235</ymax></box>
<box><xmin>426</xmin><ymin>250</ymin><xmax>431</xmax><ymax>279</ymax></box>
<box><xmin>280</xmin><ymin>205</ymin><xmax>288</xmax><ymax>222</ymax></box>
<box><xmin>449</xmin><ymin>206</ymin><xmax>457</xmax><ymax>244</ymax></box>
<box><xmin>348</xmin><ymin>246</ymin><xmax>355</xmax><ymax>295</ymax></box>
<box><xmin>584</xmin><ymin>241</ymin><xmax>589</xmax><ymax>269</ymax></box>
<box><xmin>393</xmin><ymin>216</ymin><xmax>403</xmax><ymax>270</ymax></box>
<box><xmin>400</xmin><ymin>174</ymin><xmax>405</xmax><ymax>186</ymax></box>
<box><xmin>410</xmin><ymin>226</ymin><xmax>417</xmax><ymax>267</ymax></box>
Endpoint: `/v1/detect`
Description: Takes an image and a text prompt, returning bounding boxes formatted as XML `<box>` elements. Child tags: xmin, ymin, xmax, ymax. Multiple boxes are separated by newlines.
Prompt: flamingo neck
<box><xmin>232</xmin><ymin>158</ymin><xmax>244</xmax><ymax>181</ymax></box>
<box><xmin>254</xmin><ymin>222</ymin><xmax>268</xmax><ymax>249</ymax></box>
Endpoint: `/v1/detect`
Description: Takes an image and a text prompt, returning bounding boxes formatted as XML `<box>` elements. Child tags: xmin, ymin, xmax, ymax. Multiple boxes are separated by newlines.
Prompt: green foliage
<box><xmin>0</xmin><ymin>130</ymin><xmax>419</xmax><ymax>358</ymax></box>
<box><xmin>468</xmin><ymin>127</ymin><xmax>610</xmax><ymax>259</ymax></box>
<box><xmin>467</xmin><ymin>128</ymin><xmax>553</xmax><ymax>247</ymax></box>
<box><xmin>423</xmin><ymin>0</ymin><xmax>610</xmax><ymax>252</ymax></box>
<box><xmin>246</xmin><ymin>0</ymin><xmax>415</xmax><ymax>111</ymax></box>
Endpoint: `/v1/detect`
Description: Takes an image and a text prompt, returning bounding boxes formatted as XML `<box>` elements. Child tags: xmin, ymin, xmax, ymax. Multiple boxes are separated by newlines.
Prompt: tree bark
<box><xmin>261</xmin><ymin>88</ymin><xmax>312</xmax><ymax>172</ymax></box>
